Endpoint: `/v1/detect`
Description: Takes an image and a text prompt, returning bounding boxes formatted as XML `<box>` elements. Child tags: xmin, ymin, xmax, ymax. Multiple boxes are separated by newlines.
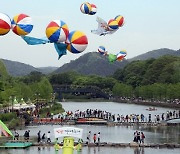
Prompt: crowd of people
<box><xmin>55</xmin><ymin>109</ymin><xmax>180</xmax><ymax>124</ymax></box>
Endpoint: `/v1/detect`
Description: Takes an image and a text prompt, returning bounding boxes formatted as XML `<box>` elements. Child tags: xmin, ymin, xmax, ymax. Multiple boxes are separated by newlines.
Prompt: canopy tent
<box><xmin>12</xmin><ymin>98</ymin><xmax>36</xmax><ymax>110</ymax></box>
<box><xmin>26</xmin><ymin>98</ymin><xmax>36</xmax><ymax>109</ymax></box>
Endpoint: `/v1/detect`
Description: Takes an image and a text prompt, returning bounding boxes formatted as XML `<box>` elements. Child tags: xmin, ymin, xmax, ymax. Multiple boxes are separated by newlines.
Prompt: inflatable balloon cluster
<box><xmin>45</xmin><ymin>19</ymin><xmax>88</xmax><ymax>58</ymax></box>
<box><xmin>0</xmin><ymin>13</ymin><xmax>33</xmax><ymax>36</ymax></box>
<box><xmin>98</xmin><ymin>46</ymin><xmax>127</xmax><ymax>63</ymax></box>
<box><xmin>0</xmin><ymin>12</ymin><xmax>88</xmax><ymax>60</ymax></box>
<box><xmin>80</xmin><ymin>2</ymin><xmax>97</xmax><ymax>15</ymax></box>
<box><xmin>108</xmin><ymin>15</ymin><xmax>124</xmax><ymax>30</ymax></box>
<box><xmin>22</xmin><ymin>19</ymin><xmax>88</xmax><ymax>59</ymax></box>
<box><xmin>91</xmin><ymin>15</ymin><xmax>124</xmax><ymax>36</ymax></box>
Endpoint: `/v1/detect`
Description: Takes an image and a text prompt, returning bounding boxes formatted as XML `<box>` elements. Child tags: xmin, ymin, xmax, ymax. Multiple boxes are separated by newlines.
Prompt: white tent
<box><xmin>13</xmin><ymin>98</ymin><xmax>36</xmax><ymax>110</ymax></box>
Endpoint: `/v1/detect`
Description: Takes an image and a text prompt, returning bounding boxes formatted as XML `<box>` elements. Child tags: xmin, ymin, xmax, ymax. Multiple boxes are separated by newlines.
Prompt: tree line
<box><xmin>49</xmin><ymin>55</ymin><xmax>180</xmax><ymax>101</ymax></box>
<box><xmin>0</xmin><ymin>55</ymin><xmax>180</xmax><ymax>107</ymax></box>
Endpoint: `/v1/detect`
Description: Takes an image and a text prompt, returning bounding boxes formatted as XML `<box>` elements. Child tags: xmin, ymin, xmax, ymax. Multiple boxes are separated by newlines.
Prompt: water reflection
<box><xmin>1</xmin><ymin>147</ymin><xmax>180</xmax><ymax>154</ymax></box>
<box><xmin>133</xmin><ymin>147</ymin><xmax>145</xmax><ymax>154</ymax></box>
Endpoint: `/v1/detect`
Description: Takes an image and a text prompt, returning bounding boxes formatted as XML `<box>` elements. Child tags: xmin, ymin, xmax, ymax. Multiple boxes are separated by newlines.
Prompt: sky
<box><xmin>0</xmin><ymin>0</ymin><xmax>180</xmax><ymax>67</ymax></box>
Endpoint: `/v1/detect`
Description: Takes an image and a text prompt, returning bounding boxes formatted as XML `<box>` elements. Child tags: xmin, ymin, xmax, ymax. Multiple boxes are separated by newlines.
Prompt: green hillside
<box><xmin>0</xmin><ymin>59</ymin><xmax>9</xmax><ymax>78</ymax></box>
<box><xmin>113</xmin><ymin>55</ymin><xmax>180</xmax><ymax>87</ymax></box>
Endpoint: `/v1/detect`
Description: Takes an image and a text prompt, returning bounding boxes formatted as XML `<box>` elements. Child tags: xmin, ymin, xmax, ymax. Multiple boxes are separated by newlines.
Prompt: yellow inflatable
<box><xmin>62</xmin><ymin>137</ymin><xmax>74</xmax><ymax>154</ymax></box>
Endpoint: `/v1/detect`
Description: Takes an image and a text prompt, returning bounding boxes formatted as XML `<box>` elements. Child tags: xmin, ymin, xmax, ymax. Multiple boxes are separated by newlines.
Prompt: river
<box><xmin>2</xmin><ymin>101</ymin><xmax>180</xmax><ymax>154</ymax></box>
<box><xmin>1</xmin><ymin>146</ymin><xmax>180</xmax><ymax>154</ymax></box>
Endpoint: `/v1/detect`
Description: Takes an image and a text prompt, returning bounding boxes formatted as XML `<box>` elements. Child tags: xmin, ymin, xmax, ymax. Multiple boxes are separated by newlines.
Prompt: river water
<box><xmin>1</xmin><ymin>146</ymin><xmax>180</xmax><ymax>154</ymax></box>
<box><xmin>2</xmin><ymin>101</ymin><xmax>180</xmax><ymax>154</ymax></box>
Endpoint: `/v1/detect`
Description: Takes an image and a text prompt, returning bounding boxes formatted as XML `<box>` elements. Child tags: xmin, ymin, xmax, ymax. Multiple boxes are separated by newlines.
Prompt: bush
<box><xmin>39</xmin><ymin>103</ymin><xmax>64</xmax><ymax>118</ymax></box>
<box><xmin>8</xmin><ymin>118</ymin><xmax>21</xmax><ymax>130</ymax></box>
<box><xmin>0</xmin><ymin>112</ymin><xmax>17</xmax><ymax>122</ymax></box>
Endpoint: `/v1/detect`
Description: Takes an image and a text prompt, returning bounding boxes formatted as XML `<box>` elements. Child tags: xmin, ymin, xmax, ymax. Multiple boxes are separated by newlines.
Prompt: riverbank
<box><xmin>114</xmin><ymin>99</ymin><xmax>180</xmax><ymax>109</ymax></box>
<box><xmin>62</xmin><ymin>98</ymin><xmax>180</xmax><ymax>109</ymax></box>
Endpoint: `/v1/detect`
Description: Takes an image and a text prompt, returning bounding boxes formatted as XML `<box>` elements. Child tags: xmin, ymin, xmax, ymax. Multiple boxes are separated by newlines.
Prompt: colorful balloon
<box><xmin>98</xmin><ymin>46</ymin><xmax>106</xmax><ymax>55</ymax></box>
<box><xmin>116</xmin><ymin>50</ymin><xmax>127</xmax><ymax>61</ymax></box>
<box><xmin>89</xmin><ymin>4</ymin><xmax>97</xmax><ymax>15</ymax></box>
<box><xmin>66</xmin><ymin>30</ymin><xmax>88</xmax><ymax>54</ymax></box>
<box><xmin>80</xmin><ymin>2</ymin><xmax>92</xmax><ymax>14</ymax></box>
<box><xmin>11</xmin><ymin>13</ymin><xmax>33</xmax><ymax>36</ymax></box>
<box><xmin>108</xmin><ymin>19</ymin><xmax>119</xmax><ymax>31</ymax></box>
<box><xmin>114</xmin><ymin>15</ymin><xmax>124</xmax><ymax>27</ymax></box>
<box><xmin>0</xmin><ymin>13</ymin><xmax>11</xmax><ymax>36</ymax></box>
<box><xmin>46</xmin><ymin>20</ymin><xmax>69</xmax><ymax>43</ymax></box>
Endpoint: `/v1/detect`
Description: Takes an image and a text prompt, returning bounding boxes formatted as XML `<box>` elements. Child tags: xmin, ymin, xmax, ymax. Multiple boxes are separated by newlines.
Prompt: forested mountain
<box><xmin>1</xmin><ymin>59</ymin><xmax>39</xmax><ymax>77</ymax></box>
<box><xmin>1</xmin><ymin>48</ymin><xmax>180</xmax><ymax>77</ymax></box>
<box><xmin>37</xmin><ymin>67</ymin><xmax>58</xmax><ymax>74</ymax></box>
<box><xmin>54</xmin><ymin>52</ymin><xmax>128</xmax><ymax>76</ymax></box>
<box><xmin>129</xmin><ymin>48</ymin><xmax>180</xmax><ymax>61</ymax></box>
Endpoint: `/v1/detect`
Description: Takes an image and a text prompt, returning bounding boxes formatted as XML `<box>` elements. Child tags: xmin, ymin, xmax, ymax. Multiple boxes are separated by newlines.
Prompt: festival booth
<box><xmin>54</xmin><ymin>127</ymin><xmax>83</xmax><ymax>154</ymax></box>
<box><xmin>13</xmin><ymin>98</ymin><xmax>36</xmax><ymax>110</ymax></box>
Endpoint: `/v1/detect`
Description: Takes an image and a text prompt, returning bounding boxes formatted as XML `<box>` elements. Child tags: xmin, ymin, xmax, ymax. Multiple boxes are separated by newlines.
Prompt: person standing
<box><xmin>148</xmin><ymin>114</ymin><xmax>152</xmax><ymax>122</ymax></box>
<box><xmin>93</xmin><ymin>134</ymin><xmax>97</xmax><ymax>144</ymax></box>
<box><xmin>26</xmin><ymin>130</ymin><xmax>30</xmax><ymax>141</ymax></box>
<box><xmin>14</xmin><ymin>131</ymin><xmax>19</xmax><ymax>140</ymax></box>
<box><xmin>97</xmin><ymin>132</ymin><xmax>100</xmax><ymax>145</ymax></box>
<box><xmin>137</xmin><ymin>132</ymin><xmax>141</xmax><ymax>143</ymax></box>
<box><xmin>87</xmin><ymin>131</ymin><xmax>91</xmax><ymax>144</ymax></box>
<box><xmin>24</xmin><ymin>131</ymin><xmax>27</xmax><ymax>141</ymax></box>
<box><xmin>42</xmin><ymin>133</ymin><xmax>46</xmax><ymax>143</ymax></box>
<box><xmin>47</xmin><ymin>131</ymin><xmax>51</xmax><ymax>143</ymax></box>
<box><xmin>140</xmin><ymin>132</ymin><xmax>145</xmax><ymax>144</ymax></box>
<box><xmin>133</xmin><ymin>131</ymin><xmax>138</xmax><ymax>142</ymax></box>
<box><xmin>37</xmin><ymin>130</ymin><xmax>41</xmax><ymax>143</ymax></box>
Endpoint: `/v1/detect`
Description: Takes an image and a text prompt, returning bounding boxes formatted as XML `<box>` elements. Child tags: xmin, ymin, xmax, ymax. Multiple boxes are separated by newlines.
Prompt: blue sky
<box><xmin>1</xmin><ymin>0</ymin><xmax>180</xmax><ymax>67</ymax></box>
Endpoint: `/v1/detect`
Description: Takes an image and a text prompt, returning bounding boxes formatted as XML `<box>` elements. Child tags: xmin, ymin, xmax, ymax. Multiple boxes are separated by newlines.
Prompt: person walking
<box><xmin>47</xmin><ymin>131</ymin><xmax>51</xmax><ymax>143</ymax></box>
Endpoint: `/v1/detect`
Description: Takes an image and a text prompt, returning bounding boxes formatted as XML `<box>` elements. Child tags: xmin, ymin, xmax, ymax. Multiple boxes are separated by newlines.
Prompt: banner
<box><xmin>54</xmin><ymin>127</ymin><xmax>83</xmax><ymax>139</ymax></box>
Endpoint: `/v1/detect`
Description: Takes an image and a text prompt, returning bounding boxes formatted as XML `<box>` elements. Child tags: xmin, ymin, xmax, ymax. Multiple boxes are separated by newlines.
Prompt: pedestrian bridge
<box><xmin>52</xmin><ymin>85</ymin><xmax>110</xmax><ymax>99</ymax></box>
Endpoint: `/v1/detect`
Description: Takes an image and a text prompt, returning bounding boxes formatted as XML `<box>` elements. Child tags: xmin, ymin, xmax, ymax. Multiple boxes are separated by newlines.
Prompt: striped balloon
<box><xmin>116</xmin><ymin>50</ymin><xmax>127</xmax><ymax>61</ymax></box>
<box><xmin>11</xmin><ymin>14</ymin><xmax>33</xmax><ymax>36</ymax></box>
<box><xmin>114</xmin><ymin>15</ymin><xmax>124</xmax><ymax>27</ymax></box>
<box><xmin>89</xmin><ymin>4</ymin><xmax>97</xmax><ymax>15</ymax></box>
<box><xmin>66</xmin><ymin>30</ymin><xmax>88</xmax><ymax>54</ymax></box>
<box><xmin>108</xmin><ymin>19</ymin><xmax>119</xmax><ymax>31</ymax></box>
<box><xmin>46</xmin><ymin>20</ymin><xmax>69</xmax><ymax>43</ymax></box>
<box><xmin>80</xmin><ymin>2</ymin><xmax>92</xmax><ymax>14</ymax></box>
<box><xmin>0</xmin><ymin>13</ymin><xmax>11</xmax><ymax>36</ymax></box>
<box><xmin>98</xmin><ymin>46</ymin><xmax>106</xmax><ymax>55</ymax></box>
